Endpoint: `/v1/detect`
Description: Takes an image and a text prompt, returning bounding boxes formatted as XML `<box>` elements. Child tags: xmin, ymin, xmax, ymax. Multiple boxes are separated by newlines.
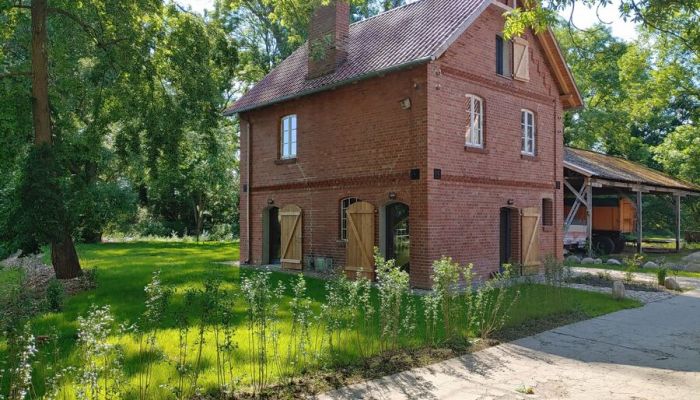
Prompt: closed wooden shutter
<box><xmin>521</xmin><ymin>207</ymin><xmax>541</xmax><ymax>268</ymax></box>
<box><xmin>280</xmin><ymin>204</ymin><xmax>302</xmax><ymax>270</ymax></box>
<box><xmin>513</xmin><ymin>37</ymin><xmax>530</xmax><ymax>81</ymax></box>
<box><xmin>345</xmin><ymin>201</ymin><xmax>376</xmax><ymax>280</ymax></box>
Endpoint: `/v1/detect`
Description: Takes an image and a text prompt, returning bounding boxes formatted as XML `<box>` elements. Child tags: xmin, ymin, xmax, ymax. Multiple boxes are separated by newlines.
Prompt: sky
<box><xmin>179</xmin><ymin>0</ymin><xmax>638</xmax><ymax>41</ymax></box>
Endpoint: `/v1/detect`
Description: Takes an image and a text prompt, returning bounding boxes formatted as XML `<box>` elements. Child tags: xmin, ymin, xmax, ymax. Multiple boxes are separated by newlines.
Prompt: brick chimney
<box><xmin>307</xmin><ymin>0</ymin><xmax>349</xmax><ymax>79</ymax></box>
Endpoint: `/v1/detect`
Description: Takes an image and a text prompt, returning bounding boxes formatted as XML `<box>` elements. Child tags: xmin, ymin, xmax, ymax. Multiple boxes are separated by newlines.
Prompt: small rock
<box><xmin>612</xmin><ymin>281</ymin><xmax>625</xmax><ymax>299</ymax></box>
<box><xmin>594</xmin><ymin>258</ymin><xmax>603</xmax><ymax>265</ymax></box>
<box><xmin>607</xmin><ymin>258</ymin><xmax>622</xmax><ymax>266</ymax></box>
<box><xmin>566</xmin><ymin>255</ymin><xmax>581</xmax><ymax>264</ymax></box>
<box><xmin>643</xmin><ymin>261</ymin><xmax>659</xmax><ymax>269</ymax></box>
<box><xmin>581</xmin><ymin>257</ymin><xmax>596</xmax><ymax>264</ymax></box>
<box><xmin>664</xmin><ymin>277</ymin><xmax>681</xmax><ymax>291</ymax></box>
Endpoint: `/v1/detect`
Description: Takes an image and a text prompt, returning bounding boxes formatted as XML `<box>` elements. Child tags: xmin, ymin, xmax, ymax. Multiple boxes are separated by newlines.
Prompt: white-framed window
<box><xmin>280</xmin><ymin>114</ymin><xmax>297</xmax><ymax>159</ymax></box>
<box><xmin>340</xmin><ymin>197</ymin><xmax>360</xmax><ymax>241</ymax></box>
<box><xmin>465</xmin><ymin>95</ymin><xmax>484</xmax><ymax>147</ymax></box>
<box><xmin>521</xmin><ymin>109</ymin><xmax>535</xmax><ymax>155</ymax></box>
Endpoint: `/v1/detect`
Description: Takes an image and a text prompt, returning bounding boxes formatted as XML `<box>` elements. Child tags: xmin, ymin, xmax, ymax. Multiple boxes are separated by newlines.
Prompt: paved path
<box><xmin>318</xmin><ymin>290</ymin><xmax>700</xmax><ymax>400</ymax></box>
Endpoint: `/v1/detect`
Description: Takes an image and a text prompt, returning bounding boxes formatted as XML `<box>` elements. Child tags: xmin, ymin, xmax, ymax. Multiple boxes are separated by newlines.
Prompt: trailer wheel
<box><xmin>593</xmin><ymin>236</ymin><xmax>615</xmax><ymax>255</ymax></box>
<box><xmin>613</xmin><ymin>237</ymin><xmax>626</xmax><ymax>254</ymax></box>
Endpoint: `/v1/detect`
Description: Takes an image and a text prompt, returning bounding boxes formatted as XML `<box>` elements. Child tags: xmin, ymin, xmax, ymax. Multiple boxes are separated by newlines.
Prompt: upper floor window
<box><xmin>280</xmin><ymin>114</ymin><xmax>297</xmax><ymax>159</ymax></box>
<box><xmin>340</xmin><ymin>197</ymin><xmax>360</xmax><ymax>240</ymax></box>
<box><xmin>465</xmin><ymin>95</ymin><xmax>483</xmax><ymax>147</ymax></box>
<box><xmin>521</xmin><ymin>109</ymin><xmax>535</xmax><ymax>155</ymax></box>
<box><xmin>496</xmin><ymin>35</ymin><xmax>511</xmax><ymax>77</ymax></box>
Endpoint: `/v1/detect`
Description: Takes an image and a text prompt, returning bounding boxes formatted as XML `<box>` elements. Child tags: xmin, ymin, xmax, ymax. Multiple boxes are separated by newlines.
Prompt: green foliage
<box><xmin>45</xmin><ymin>279</ymin><xmax>65</xmax><ymax>313</ymax></box>
<box><xmin>657</xmin><ymin>268</ymin><xmax>668</xmax><ymax>286</ymax></box>
<box><xmin>472</xmin><ymin>265</ymin><xmax>519</xmax><ymax>339</ymax></box>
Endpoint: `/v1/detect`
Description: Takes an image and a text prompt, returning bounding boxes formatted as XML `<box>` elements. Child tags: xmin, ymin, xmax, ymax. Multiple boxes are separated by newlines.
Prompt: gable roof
<box><xmin>564</xmin><ymin>147</ymin><xmax>700</xmax><ymax>194</ymax></box>
<box><xmin>224</xmin><ymin>0</ymin><xmax>582</xmax><ymax>115</ymax></box>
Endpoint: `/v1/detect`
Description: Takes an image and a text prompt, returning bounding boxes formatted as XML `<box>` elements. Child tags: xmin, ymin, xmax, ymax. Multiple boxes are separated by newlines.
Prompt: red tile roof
<box><xmin>224</xmin><ymin>0</ymin><xmax>489</xmax><ymax>115</ymax></box>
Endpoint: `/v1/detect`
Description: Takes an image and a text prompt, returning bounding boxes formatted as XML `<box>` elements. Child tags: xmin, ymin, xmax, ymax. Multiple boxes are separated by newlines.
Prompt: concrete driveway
<box><xmin>318</xmin><ymin>290</ymin><xmax>700</xmax><ymax>400</ymax></box>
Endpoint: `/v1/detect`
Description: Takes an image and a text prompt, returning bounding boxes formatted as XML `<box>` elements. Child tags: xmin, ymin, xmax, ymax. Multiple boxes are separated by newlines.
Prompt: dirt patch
<box><xmin>1</xmin><ymin>252</ymin><xmax>96</xmax><ymax>297</ymax></box>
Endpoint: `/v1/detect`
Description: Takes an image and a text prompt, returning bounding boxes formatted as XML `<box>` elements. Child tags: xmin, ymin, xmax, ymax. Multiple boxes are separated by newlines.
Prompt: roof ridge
<box><xmin>349</xmin><ymin>0</ymin><xmax>425</xmax><ymax>27</ymax></box>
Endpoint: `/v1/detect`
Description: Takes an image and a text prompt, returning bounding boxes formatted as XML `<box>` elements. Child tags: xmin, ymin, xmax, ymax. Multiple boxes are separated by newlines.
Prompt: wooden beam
<box><xmin>675</xmin><ymin>195</ymin><xmax>682</xmax><ymax>253</ymax></box>
<box><xmin>637</xmin><ymin>190</ymin><xmax>643</xmax><ymax>254</ymax></box>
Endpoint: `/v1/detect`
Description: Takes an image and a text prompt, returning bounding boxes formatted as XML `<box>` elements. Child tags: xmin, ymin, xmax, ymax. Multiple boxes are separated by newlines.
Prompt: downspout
<box><xmin>242</xmin><ymin>116</ymin><xmax>252</xmax><ymax>264</ymax></box>
<box><xmin>553</xmin><ymin>99</ymin><xmax>559</xmax><ymax>257</ymax></box>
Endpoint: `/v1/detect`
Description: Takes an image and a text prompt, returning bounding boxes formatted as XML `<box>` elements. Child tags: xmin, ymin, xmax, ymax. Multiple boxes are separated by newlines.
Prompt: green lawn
<box><xmin>0</xmin><ymin>242</ymin><xmax>640</xmax><ymax>398</ymax></box>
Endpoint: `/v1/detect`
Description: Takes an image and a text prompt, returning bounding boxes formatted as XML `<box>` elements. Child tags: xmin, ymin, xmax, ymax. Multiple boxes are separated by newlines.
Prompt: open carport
<box><xmin>563</xmin><ymin>147</ymin><xmax>700</xmax><ymax>256</ymax></box>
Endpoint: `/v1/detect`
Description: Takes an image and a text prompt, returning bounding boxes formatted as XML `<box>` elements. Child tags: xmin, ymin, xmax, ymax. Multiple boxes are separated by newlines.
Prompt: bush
<box><xmin>657</xmin><ymin>268</ymin><xmax>668</xmax><ymax>286</ymax></box>
<box><xmin>45</xmin><ymin>278</ymin><xmax>65</xmax><ymax>312</ymax></box>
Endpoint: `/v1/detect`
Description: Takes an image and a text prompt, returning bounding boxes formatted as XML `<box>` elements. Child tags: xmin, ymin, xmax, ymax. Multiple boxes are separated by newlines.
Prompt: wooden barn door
<box><xmin>280</xmin><ymin>204</ymin><xmax>302</xmax><ymax>270</ymax></box>
<box><xmin>345</xmin><ymin>201</ymin><xmax>375</xmax><ymax>280</ymax></box>
<box><xmin>520</xmin><ymin>207</ymin><xmax>541</xmax><ymax>273</ymax></box>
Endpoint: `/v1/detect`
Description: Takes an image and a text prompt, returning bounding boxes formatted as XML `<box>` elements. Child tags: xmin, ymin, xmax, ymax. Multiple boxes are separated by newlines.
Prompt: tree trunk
<box><xmin>31</xmin><ymin>0</ymin><xmax>52</xmax><ymax>145</ymax></box>
<box><xmin>31</xmin><ymin>0</ymin><xmax>82</xmax><ymax>278</ymax></box>
<box><xmin>51</xmin><ymin>232</ymin><xmax>82</xmax><ymax>279</ymax></box>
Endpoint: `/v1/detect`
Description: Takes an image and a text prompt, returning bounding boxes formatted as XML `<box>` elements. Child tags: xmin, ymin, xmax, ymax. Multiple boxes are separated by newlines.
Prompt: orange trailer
<box><xmin>565</xmin><ymin>196</ymin><xmax>637</xmax><ymax>254</ymax></box>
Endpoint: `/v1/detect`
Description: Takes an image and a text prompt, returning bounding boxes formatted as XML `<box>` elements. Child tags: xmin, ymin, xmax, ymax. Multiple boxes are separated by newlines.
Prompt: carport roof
<box><xmin>564</xmin><ymin>147</ymin><xmax>700</xmax><ymax>194</ymax></box>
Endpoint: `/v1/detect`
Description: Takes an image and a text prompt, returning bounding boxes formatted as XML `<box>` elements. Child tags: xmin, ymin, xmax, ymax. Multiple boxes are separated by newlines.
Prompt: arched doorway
<box><xmin>262</xmin><ymin>206</ymin><xmax>281</xmax><ymax>264</ymax></box>
<box><xmin>385</xmin><ymin>202</ymin><xmax>410</xmax><ymax>271</ymax></box>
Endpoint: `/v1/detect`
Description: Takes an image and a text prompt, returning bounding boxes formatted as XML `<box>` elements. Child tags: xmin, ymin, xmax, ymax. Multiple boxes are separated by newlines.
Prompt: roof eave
<box><xmin>224</xmin><ymin>56</ymin><xmax>434</xmax><ymax>116</ymax></box>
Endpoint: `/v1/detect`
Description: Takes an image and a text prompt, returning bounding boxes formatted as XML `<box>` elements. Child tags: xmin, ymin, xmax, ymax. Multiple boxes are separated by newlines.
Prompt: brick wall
<box><xmin>239</xmin><ymin>66</ymin><xmax>431</xmax><ymax>287</ymax></box>
<box><xmin>422</xmin><ymin>5</ymin><xmax>564</xmax><ymax>284</ymax></box>
<box><xmin>238</xmin><ymin>4</ymin><xmax>566</xmax><ymax>289</ymax></box>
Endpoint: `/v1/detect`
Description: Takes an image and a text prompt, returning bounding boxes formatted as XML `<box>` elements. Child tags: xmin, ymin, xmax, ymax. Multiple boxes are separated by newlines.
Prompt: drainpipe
<box><xmin>242</xmin><ymin>116</ymin><xmax>252</xmax><ymax>264</ymax></box>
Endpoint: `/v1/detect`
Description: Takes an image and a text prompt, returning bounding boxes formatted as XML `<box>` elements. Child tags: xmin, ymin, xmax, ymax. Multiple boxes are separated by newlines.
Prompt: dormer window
<box><xmin>496</xmin><ymin>35</ymin><xmax>511</xmax><ymax>77</ymax></box>
<box><xmin>280</xmin><ymin>114</ymin><xmax>297</xmax><ymax>159</ymax></box>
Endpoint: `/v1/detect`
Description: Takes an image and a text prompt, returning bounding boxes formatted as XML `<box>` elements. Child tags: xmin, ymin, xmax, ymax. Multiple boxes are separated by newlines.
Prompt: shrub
<box><xmin>76</xmin><ymin>305</ymin><xmax>124</xmax><ymax>400</ymax></box>
<box><xmin>374</xmin><ymin>249</ymin><xmax>415</xmax><ymax>353</ymax></box>
<box><xmin>472</xmin><ymin>265</ymin><xmax>519</xmax><ymax>339</ymax></box>
<box><xmin>430</xmin><ymin>256</ymin><xmax>473</xmax><ymax>343</ymax></box>
<box><xmin>657</xmin><ymin>268</ymin><xmax>668</xmax><ymax>286</ymax></box>
<box><xmin>45</xmin><ymin>278</ymin><xmax>65</xmax><ymax>312</ymax></box>
<box><xmin>241</xmin><ymin>271</ymin><xmax>284</xmax><ymax>395</ymax></box>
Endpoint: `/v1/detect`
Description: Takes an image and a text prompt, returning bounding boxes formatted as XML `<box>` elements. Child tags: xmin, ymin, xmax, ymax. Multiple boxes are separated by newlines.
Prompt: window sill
<box><xmin>464</xmin><ymin>145</ymin><xmax>488</xmax><ymax>154</ymax></box>
<box><xmin>520</xmin><ymin>153</ymin><xmax>538</xmax><ymax>161</ymax></box>
<box><xmin>542</xmin><ymin>225</ymin><xmax>553</xmax><ymax>233</ymax></box>
<box><xmin>337</xmin><ymin>240</ymin><xmax>347</xmax><ymax>247</ymax></box>
<box><xmin>275</xmin><ymin>158</ymin><xmax>297</xmax><ymax>165</ymax></box>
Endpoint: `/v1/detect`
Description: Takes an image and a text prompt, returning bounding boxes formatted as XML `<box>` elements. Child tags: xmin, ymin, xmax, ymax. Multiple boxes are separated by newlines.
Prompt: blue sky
<box><xmin>179</xmin><ymin>0</ymin><xmax>638</xmax><ymax>41</ymax></box>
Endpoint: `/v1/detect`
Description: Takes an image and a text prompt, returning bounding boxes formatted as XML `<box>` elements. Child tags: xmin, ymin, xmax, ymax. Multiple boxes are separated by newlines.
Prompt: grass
<box><xmin>0</xmin><ymin>242</ymin><xmax>641</xmax><ymax>398</ymax></box>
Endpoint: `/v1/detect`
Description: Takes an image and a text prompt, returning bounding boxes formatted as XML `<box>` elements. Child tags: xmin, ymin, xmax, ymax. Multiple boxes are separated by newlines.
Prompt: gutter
<box><xmin>224</xmin><ymin>56</ymin><xmax>435</xmax><ymax>116</ymax></box>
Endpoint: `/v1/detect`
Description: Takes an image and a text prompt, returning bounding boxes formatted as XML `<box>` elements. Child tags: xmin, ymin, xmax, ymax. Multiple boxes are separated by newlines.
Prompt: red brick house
<box><xmin>225</xmin><ymin>0</ymin><xmax>582</xmax><ymax>288</ymax></box>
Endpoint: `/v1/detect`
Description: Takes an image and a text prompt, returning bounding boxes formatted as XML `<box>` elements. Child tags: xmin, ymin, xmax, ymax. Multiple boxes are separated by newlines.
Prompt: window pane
<box><xmin>291</xmin><ymin>115</ymin><xmax>297</xmax><ymax>130</ymax></box>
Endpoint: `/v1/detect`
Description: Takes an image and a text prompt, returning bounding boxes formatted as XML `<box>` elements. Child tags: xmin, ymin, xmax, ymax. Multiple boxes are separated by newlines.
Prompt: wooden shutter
<box><xmin>280</xmin><ymin>204</ymin><xmax>302</xmax><ymax>270</ymax></box>
<box><xmin>345</xmin><ymin>201</ymin><xmax>376</xmax><ymax>280</ymax></box>
<box><xmin>513</xmin><ymin>37</ymin><xmax>530</xmax><ymax>81</ymax></box>
<box><xmin>521</xmin><ymin>207</ymin><xmax>541</xmax><ymax>268</ymax></box>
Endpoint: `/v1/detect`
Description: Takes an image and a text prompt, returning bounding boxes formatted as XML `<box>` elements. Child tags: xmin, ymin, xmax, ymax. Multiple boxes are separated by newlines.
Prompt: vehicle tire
<box><xmin>613</xmin><ymin>237</ymin><xmax>626</xmax><ymax>254</ymax></box>
<box><xmin>593</xmin><ymin>236</ymin><xmax>615</xmax><ymax>255</ymax></box>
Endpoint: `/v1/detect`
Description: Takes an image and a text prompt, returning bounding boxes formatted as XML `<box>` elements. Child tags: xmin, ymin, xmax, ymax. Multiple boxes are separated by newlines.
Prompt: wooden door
<box><xmin>280</xmin><ymin>204</ymin><xmax>302</xmax><ymax>270</ymax></box>
<box><xmin>345</xmin><ymin>201</ymin><xmax>376</xmax><ymax>280</ymax></box>
<box><xmin>521</xmin><ymin>207</ymin><xmax>541</xmax><ymax>270</ymax></box>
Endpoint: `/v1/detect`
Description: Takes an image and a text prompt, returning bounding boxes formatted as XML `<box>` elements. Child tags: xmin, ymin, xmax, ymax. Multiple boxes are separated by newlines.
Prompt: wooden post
<box><xmin>675</xmin><ymin>195</ymin><xmax>682</xmax><ymax>253</ymax></box>
<box><xmin>636</xmin><ymin>190</ymin><xmax>643</xmax><ymax>254</ymax></box>
<box><xmin>586</xmin><ymin>179</ymin><xmax>593</xmax><ymax>257</ymax></box>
